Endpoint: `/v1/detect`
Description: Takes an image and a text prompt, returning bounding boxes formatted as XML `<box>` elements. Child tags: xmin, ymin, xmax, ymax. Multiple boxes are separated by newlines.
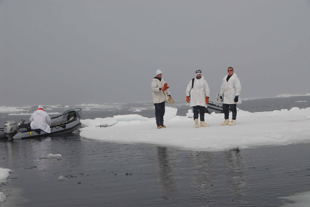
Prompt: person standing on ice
<box><xmin>29</xmin><ymin>105</ymin><xmax>52</xmax><ymax>133</ymax></box>
<box><xmin>186</xmin><ymin>69</ymin><xmax>210</xmax><ymax>128</ymax></box>
<box><xmin>151</xmin><ymin>69</ymin><xmax>172</xmax><ymax>129</ymax></box>
<box><xmin>219</xmin><ymin>67</ymin><xmax>242</xmax><ymax>126</ymax></box>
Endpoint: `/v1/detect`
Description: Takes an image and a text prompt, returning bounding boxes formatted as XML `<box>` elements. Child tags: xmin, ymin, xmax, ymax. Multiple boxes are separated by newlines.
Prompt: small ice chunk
<box><xmin>46</xmin><ymin>154</ymin><xmax>62</xmax><ymax>159</ymax></box>
<box><xmin>0</xmin><ymin>192</ymin><xmax>6</xmax><ymax>202</ymax></box>
<box><xmin>58</xmin><ymin>175</ymin><xmax>66</xmax><ymax>181</ymax></box>
<box><xmin>0</xmin><ymin>168</ymin><xmax>11</xmax><ymax>184</ymax></box>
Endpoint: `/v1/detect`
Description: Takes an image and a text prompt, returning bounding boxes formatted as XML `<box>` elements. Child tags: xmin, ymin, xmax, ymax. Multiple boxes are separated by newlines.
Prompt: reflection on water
<box><xmin>2</xmin><ymin>139</ymin><xmax>310</xmax><ymax>206</ymax></box>
<box><xmin>156</xmin><ymin>147</ymin><xmax>176</xmax><ymax>200</ymax></box>
<box><xmin>191</xmin><ymin>151</ymin><xmax>215</xmax><ymax>202</ymax></box>
<box><xmin>224</xmin><ymin>149</ymin><xmax>245</xmax><ymax>204</ymax></box>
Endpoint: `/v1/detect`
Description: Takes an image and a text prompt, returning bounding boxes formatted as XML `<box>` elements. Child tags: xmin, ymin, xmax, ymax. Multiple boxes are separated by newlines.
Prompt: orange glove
<box><xmin>186</xmin><ymin>96</ymin><xmax>190</xmax><ymax>103</ymax></box>
<box><xmin>162</xmin><ymin>83</ymin><xmax>170</xmax><ymax>91</ymax></box>
<box><xmin>206</xmin><ymin>97</ymin><xmax>209</xmax><ymax>104</ymax></box>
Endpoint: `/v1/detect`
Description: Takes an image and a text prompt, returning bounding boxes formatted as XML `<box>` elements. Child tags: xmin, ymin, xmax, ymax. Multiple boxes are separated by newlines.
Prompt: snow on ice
<box><xmin>80</xmin><ymin>107</ymin><xmax>310</xmax><ymax>151</ymax></box>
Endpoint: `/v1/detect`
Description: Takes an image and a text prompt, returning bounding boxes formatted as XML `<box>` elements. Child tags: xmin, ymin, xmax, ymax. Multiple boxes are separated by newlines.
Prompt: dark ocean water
<box><xmin>0</xmin><ymin>96</ymin><xmax>310</xmax><ymax>207</ymax></box>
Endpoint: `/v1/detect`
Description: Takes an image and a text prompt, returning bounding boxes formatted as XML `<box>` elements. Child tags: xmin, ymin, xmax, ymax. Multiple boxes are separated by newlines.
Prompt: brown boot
<box><xmin>221</xmin><ymin>119</ymin><xmax>229</xmax><ymax>126</ymax></box>
<box><xmin>194</xmin><ymin>119</ymin><xmax>199</xmax><ymax>128</ymax></box>
<box><xmin>229</xmin><ymin>120</ymin><xmax>236</xmax><ymax>126</ymax></box>
<box><xmin>200</xmin><ymin>121</ymin><xmax>209</xmax><ymax>127</ymax></box>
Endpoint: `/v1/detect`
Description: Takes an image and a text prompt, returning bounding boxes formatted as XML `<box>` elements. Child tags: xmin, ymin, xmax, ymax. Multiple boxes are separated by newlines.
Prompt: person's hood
<box><xmin>37</xmin><ymin>105</ymin><xmax>45</xmax><ymax>111</ymax></box>
<box><xmin>223</xmin><ymin>73</ymin><xmax>237</xmax><ymax>81</ymax></box>
<box><xmin>196</xmin><ymin>75</ymin><xmax>206</xmax><ymax>81</ymax></box>
<box><xmin>155</xmin><ymin>69</ymin><xmax>162</xmax><ymax>76</ymax></box>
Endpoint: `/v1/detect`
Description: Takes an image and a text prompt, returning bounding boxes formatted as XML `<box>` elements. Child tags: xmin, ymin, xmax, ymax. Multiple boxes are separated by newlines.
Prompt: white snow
<box><xmin>280</xmin><ymin>191</ymin><xmax>310</xmax><ymax>207</ymax></box>
<box><xmin>0</xmin><ymin>168</ymin><xmax>12</xmax><ymax>203</ymax></box>
<box><xmin>80</xmin><ymin>106</ymin><xmax>310</xmax><ymax>151</ymax></box>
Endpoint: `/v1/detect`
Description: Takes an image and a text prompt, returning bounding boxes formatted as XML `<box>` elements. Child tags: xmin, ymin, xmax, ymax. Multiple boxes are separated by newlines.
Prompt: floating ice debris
<box><xmin>0</xmin><ymin>168</ymin><xmax>11</xmax><ymax>184</ymax></box>
<box><xmin>0</xmin><ymin>192</ymin><xmax>6</xmax><ymax>202</ymax></box>
<box><xmin>0</xmin><ymin>167</ymin><xmax>12</xmax><ymax>203</ymax></box>
<box><xmin>58</xmin><ymin>175</ymin><xmax>66</xmax><ymax>181</ymax></box>
<box><xmin>46</xmin><ymin>154</ymin><xmax>62</xmax><ymax>159</ymax></box>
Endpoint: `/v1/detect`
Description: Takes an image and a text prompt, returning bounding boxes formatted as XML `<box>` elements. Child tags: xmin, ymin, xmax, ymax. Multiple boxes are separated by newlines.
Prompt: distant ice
<box><xmin>80</xmin><ymin>107</ymin><xmax>310</xmax><ymax>152</ymax></box>
<box><xmin>280</xmin><ymin>191</ymin><xmax>310</xmax><ymax>207</ymax></box>
<box><xmin>74</xmin><ymin>103</ymin><xmax>122</xmax><ymax>110</ymax></box>
<box><xmin>277</xmin><ymin>93</ymin><xmax>310</xmax><ymax>98</ymax></box>
<box><xmin>0</xmin><ymin>106</ymin><xmax>26</xmax><ymax>113</ymax></box>
<box><xmin>40</xmin><ymin>154</ymin><xmax>62</xmax><ymax>159</ymax></box>
<box><xmin>131</xmin><ymin>109</ymin><xmax>142</xmax><ymax>112</ymax></box>
<box><xmin>8</xmin><ymin>112</ymin><xmax>61</xmax><ymax>116</ymax></box>
<box><xmin>46</xmin><ymin>153</ymin><xmax>62</xmax><ymax>159</ymax></box>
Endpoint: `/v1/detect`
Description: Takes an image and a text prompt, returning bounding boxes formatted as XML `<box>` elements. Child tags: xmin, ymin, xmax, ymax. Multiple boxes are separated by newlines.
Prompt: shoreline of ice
<box><xmin>280</xmin><ymin>191</ymin><xmax>310</xmax><ymax>207</ymax></box>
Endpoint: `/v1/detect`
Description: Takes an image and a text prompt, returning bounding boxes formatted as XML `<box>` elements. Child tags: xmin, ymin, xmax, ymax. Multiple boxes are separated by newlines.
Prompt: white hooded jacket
<box><xmin>220</xmin><ymin>73</ymin><xmax>242</xmax><ymax>104</ymax></box>
<box><xmin>151</xmin><ymin>77</ymin><xmax>171</xmax><ymax>104</ymax></box>
<box><xmin>29</xmin><ymin>105</ymin><xmax>52</xmax><ymax>133</ymax></box>
<box><xmin>186</xmin><ymin>76</ymin><xmax>210</xmax><ymax>107</ymax></box>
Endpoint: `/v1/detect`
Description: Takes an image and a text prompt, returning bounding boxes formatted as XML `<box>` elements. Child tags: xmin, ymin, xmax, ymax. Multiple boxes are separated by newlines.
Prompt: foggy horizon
<box><xmin>1</xmin><ymin>0</ymin><xmax>310</xmax><ymax>106</ymax></box>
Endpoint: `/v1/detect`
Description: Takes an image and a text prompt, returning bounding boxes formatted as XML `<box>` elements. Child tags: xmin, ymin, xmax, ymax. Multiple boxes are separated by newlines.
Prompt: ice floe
<box><xmin>80</xmin><ymin>107</ymin><xmax>310</xmax><ymax>152</ymax></box>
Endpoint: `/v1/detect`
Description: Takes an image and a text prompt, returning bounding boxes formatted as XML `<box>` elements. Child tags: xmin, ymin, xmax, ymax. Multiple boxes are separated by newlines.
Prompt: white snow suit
<box><xmin>186</xmin><ymin>76</ymin><xmax>210</xmax><ymax>107</ymax></box>
<box><xmin>151</xmin><ymin>77</ymin><xmax>171</xmax><ymax>104</ymax></box>
<box><xmin>29</xmin><ymin>108</ymin><xmax>52</xmax><ymax>133</ymax></box>
<box><xmin>220</xmin><ymin>73</ymin><xmax>242</xmax><ymax>104</ymax></box>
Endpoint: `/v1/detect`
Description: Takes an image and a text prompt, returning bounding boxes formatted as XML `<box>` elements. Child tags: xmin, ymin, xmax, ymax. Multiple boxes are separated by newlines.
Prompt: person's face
<box><xmin>196</xmin><ymin>74</ymin><xmax>202</xmax><ymax>79</ymax></box>
<box><xmin>227</xmin><ymin>68</ymin><xmax>234</xmax><ymax>75</ymax></box>
<box><xmin>157</xmin><ymin>74</ymin><xmax>162</xmax><ymax>78</ymax></box>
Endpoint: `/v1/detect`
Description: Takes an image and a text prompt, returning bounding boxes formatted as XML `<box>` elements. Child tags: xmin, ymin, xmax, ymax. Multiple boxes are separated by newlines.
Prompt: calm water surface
<box><xmin>0</xmin><ymin>96</ymin><xmax>310</xmax><ymax>206</ymax></box>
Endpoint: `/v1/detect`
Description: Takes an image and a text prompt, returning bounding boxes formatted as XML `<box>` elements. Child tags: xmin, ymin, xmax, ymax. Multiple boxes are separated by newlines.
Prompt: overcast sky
<box><xmin>1</xmin><ymin>0</ymin><xmax>310</xmax><ymax>106</ymax></box>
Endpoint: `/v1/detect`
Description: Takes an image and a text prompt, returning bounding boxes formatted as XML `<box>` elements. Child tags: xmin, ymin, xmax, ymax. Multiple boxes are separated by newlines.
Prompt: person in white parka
<box><xmin>151</xmin><ymin>69</ymin><xmax>172</xmax><ymax>129</ymax></box>
<box><xmin>186</xmin><ymin>69</ymin><xmax>210</xmax><ymax>128</ymax></box>
<box><xmin>29</xmin><ymin>105</ymin><xmax>52</xmax><ymax>133</ymax></box>
<box><xmin>219</xmin><ymin>67</ymin><xmax>242</xmax><ymax>126</ymax></box>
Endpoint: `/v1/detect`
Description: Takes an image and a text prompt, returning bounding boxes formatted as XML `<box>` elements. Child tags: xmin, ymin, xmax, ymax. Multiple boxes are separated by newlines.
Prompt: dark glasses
<box><xmin>228</xmin><ymin>70</ymin><xmax>233</xmax><ymax>72</ymax></box>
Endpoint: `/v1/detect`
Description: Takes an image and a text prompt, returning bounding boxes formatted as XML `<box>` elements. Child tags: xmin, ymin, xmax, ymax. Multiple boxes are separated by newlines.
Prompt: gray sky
<box><xmin>1</xmin><ymin>0</ymin><xmax>310</xmax><ymax>106</ymax></box>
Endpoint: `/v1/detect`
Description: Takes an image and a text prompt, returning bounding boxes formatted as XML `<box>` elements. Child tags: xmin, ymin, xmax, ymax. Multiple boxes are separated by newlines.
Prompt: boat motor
<box><xmin>4</xmin><ymin>121</ymin><xmax>18</xmax><ymax>139</ymax></box>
